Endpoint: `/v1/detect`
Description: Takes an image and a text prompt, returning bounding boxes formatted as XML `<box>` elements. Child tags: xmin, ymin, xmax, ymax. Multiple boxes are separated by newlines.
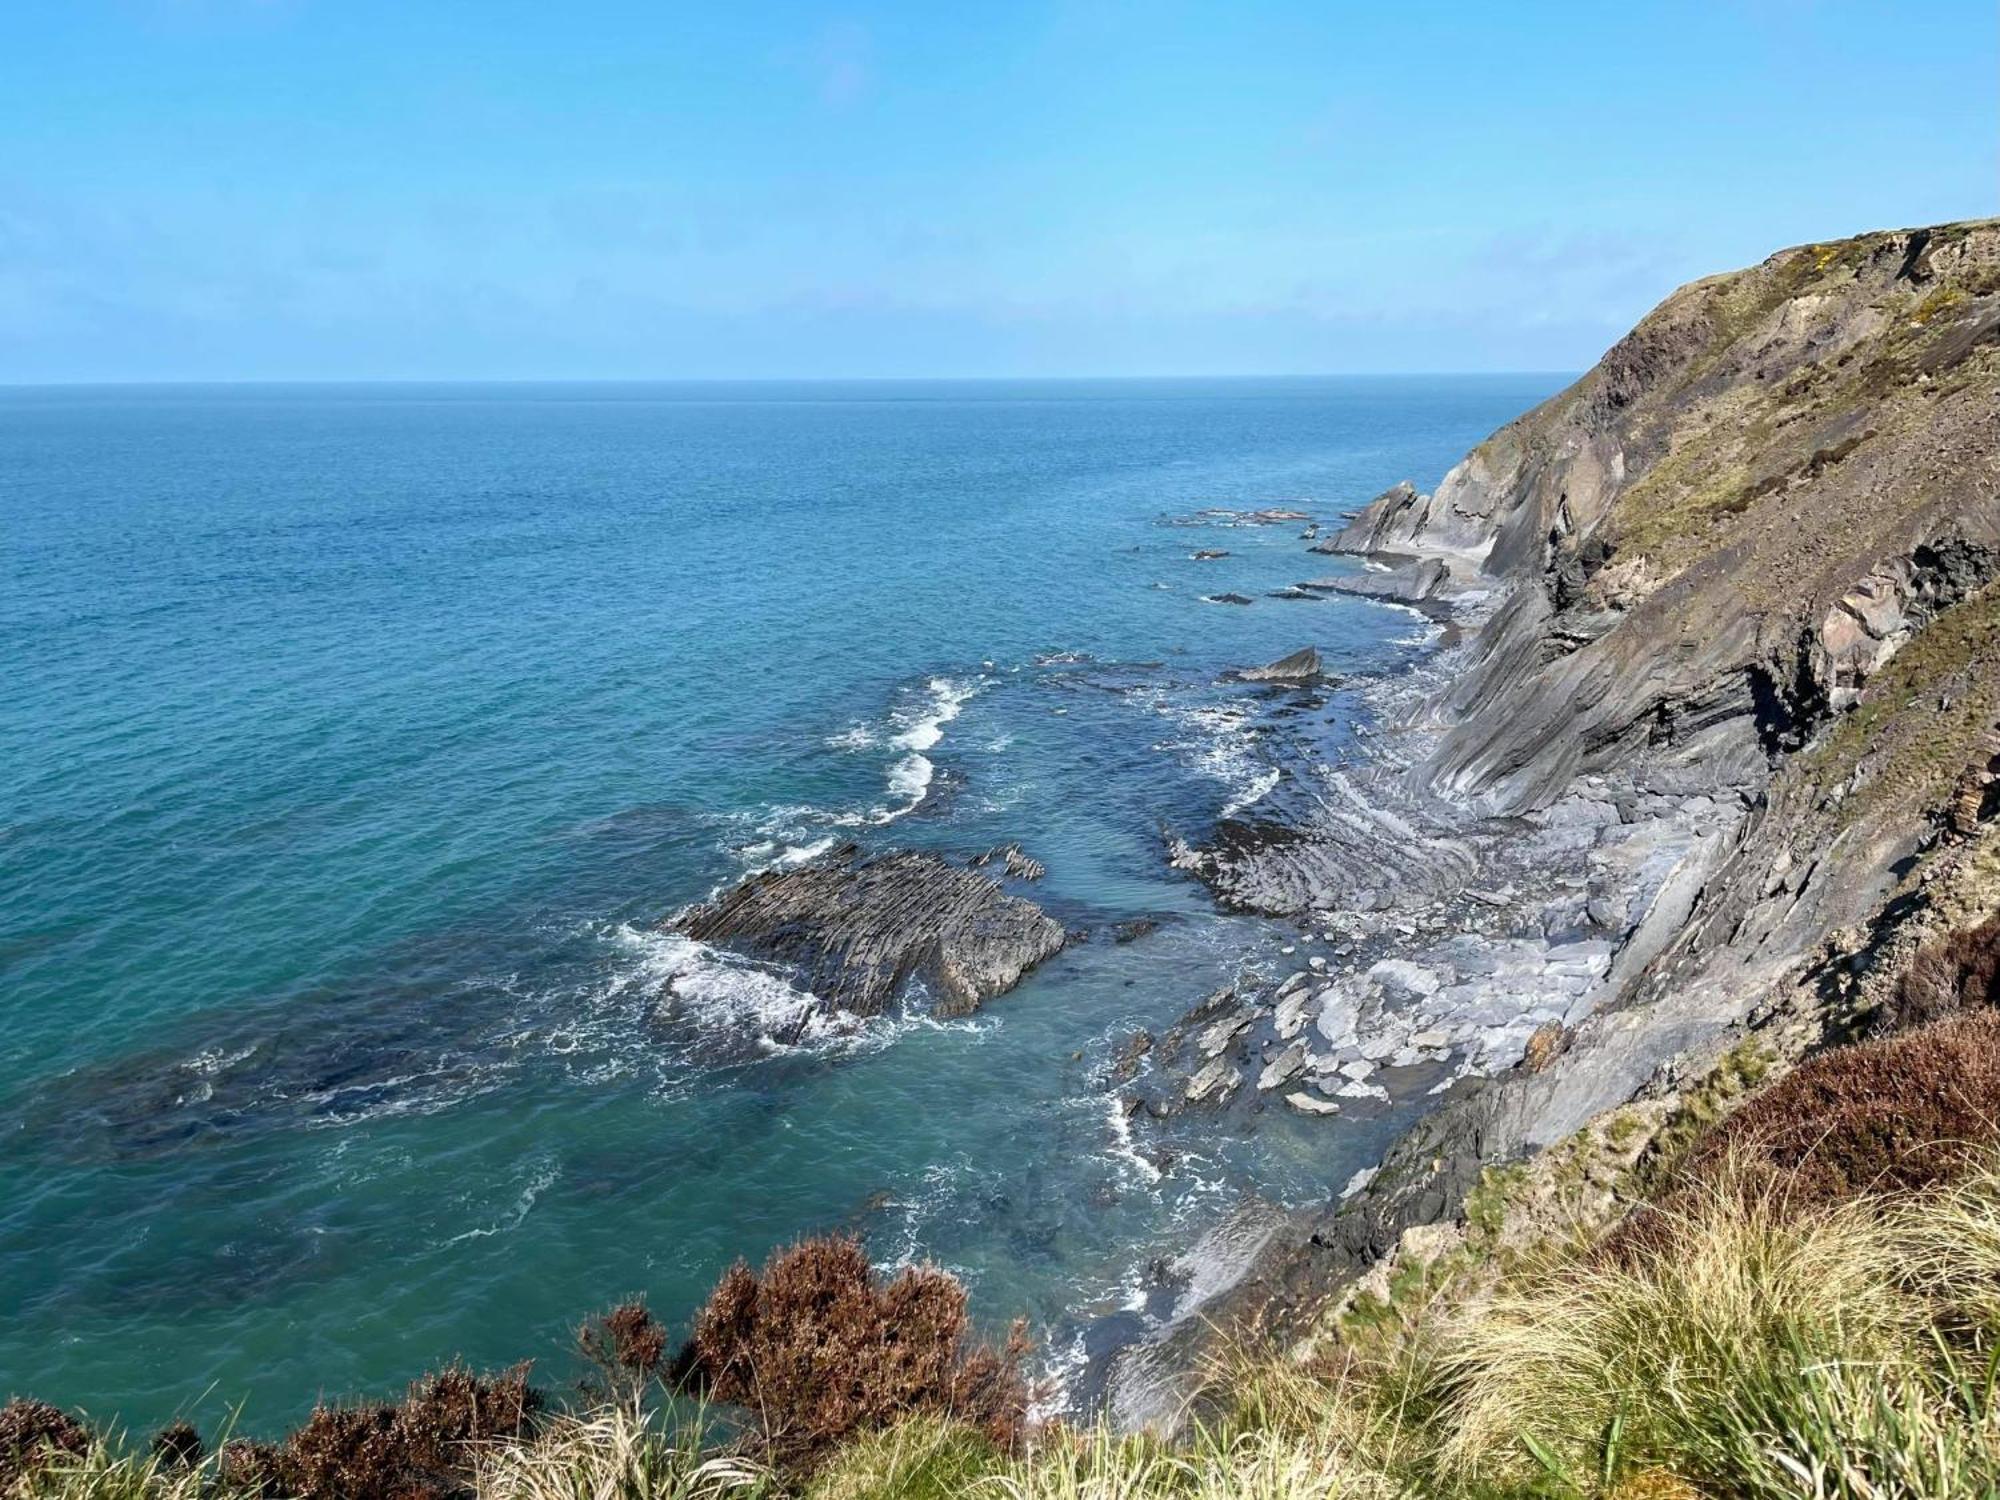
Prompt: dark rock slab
<box><xmin>1296</xmin><ymin>557</ymin><xmax>1449</xmax><ymax>604</ymax></box>
<box><xmin>1234</xmin><ymin>646</ymin><xmax>1325</xmax><ymax>684</ymax></box>
<box><xmin>1202</xmin><ymin>592</ymin><xmax>1255</xmax><ymax>606</ymax></box>
<box><xmin>673</xmin><ymin>842</ymin><xmax>1066</xmax><ymax>1019</ymax></box>
<box><xmin>1310</xmin><ymin>481</ymin><xmax>1425</xmax><ymax>554</ymax></box>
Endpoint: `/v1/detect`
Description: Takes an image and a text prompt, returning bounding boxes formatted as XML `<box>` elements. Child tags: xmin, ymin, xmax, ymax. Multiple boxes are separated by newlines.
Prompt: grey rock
<box><xmin>1185</xmin><ymin>1057</ymin><xmax>1241</xmax><ymax>1104</ymax></box>
<box><xmin>1236</xmin><ymin>646</ymin><xmax>1326</xmax><ymax>684</ymax></box>
<box><xmin>971</xmin><ymin>841</ymin><xmax>1047</xmax><ymax>881</ymax></box>
<box><xmin>1284</xmin><ymin>1091</ymin><xmax>1342</xmax><ymax>1116</ymax></box>
<box><xmin>1257</xmin><ymin>1043</ymin><xmax>1309</xmax><ymax>1091</ymax></box>
<box><xmin>1297</xmin><ymin>557</ymin><xmax>1450</xmax><ymax>604</ymax></box>
<box><xmin>674</xmin><ymin>842</ymin><xmax>1065</xmax><ymax>1029</ymax></box>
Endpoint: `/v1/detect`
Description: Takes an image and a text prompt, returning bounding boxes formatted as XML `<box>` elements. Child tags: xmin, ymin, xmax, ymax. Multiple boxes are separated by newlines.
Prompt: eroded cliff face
<box><xmin>1114</xmin><ymin>220</ymin><xmax>2000</xmax><ymax>1425</ymax></box>
<box><xmin>1402</xmin><ymin>221</ymin><xmax>1999</xmax><ymax>815</ymax></box>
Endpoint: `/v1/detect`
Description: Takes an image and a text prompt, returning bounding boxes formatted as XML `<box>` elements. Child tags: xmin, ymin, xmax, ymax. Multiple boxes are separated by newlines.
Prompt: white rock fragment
<box><xmin>1257</xmin><ymin>1043</ymin><xmax>1308</xmax><ymax>1091</ymax></box>
<box><xmin>1273</xmin><ymin>990</ymin><xmax>1313</xmax><ymax>1040</ymax></box>
<box><xmin>1284</xmin><ymin>1091</ymin><xmax>1341</xmax><ymax>1116</ymax></box>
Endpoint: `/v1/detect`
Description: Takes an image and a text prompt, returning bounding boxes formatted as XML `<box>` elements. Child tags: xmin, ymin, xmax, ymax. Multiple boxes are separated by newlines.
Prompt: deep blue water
<box><xmin>0</xmin><ymin>376</ymin><xmax>1558</xmax><ymax>1433</ymax></box>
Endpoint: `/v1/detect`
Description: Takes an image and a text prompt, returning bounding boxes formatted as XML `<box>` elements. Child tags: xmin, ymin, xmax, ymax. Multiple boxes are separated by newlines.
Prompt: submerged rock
<box><xmin>673</xmin><ymin>842</ymin><xmax>1066</xmax><ymax>1022</ymax></box>
<box><xmin>971</xmin><ymin>842</ymin><xmax>1047</xmax><ymax>881</ymax></box>
<box><xmin>1202</xmin><ymin>592</ymin><xmax>1255</xmax><ymax>606</ymax></box>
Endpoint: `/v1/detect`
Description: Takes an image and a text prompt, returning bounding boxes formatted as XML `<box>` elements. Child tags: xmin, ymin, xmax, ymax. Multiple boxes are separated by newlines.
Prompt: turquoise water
<box><xmin>0</xmin><ymin>377</ymin><xmax>1557</xmax><ymax>1433</ymax></box>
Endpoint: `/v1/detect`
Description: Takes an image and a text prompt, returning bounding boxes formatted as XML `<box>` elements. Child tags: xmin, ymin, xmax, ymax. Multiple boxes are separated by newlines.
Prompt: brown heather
<box><xmin>0</xmin><ymin>1399</ymin><xmax>92</xmax><ymax>1487</ymax></box>
<box><xmin>575</xmin><ymin>1299</ymin><xmax>669</xmax><ymax>1404</ymax></box>
<box><xmin>1609</xmin><ymin>994</ymin><xmax>2000</xmax><ymax>1267</ymax></box>
<box><xmin>222</xmin><ymin>1363</ymin><xmax>541</xmax><ymax>1500</ymax></box>
<box><xmin>1690</xmin><ymin>1008</ymin><xmax>2000</xmax><ymax>1206</ymax></box>
<box><xmin>683</xmin><ymin>1233</ymin><xmax>1028</xmax><ymax>1468</ymax></box>
<box><xmin>1885</xmin><ymin>907</ymin><xmax>2000</xmax><ymax>1032</ymax></box>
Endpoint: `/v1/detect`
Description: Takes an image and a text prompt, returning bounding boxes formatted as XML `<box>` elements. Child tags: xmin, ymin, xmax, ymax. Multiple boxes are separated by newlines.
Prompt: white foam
<box><xmin>1219</xmin><ymin>767</ymin><xmax>1281</xmax><ymax>820</ymax></box>
<box><xmin>444</xmin><ymin>1158</ymin><xmax>561</xmax><ymax>1247</ymax></box>
<box><xmin>1105</xmin><ymin>1095</ymin><xmax>1163</xmax><ymax>1186</ymax></box>
<box><xmin>610</xmin><ymin>924</ymin><xmax>832</xmax><ymax>1044</ymax></box>
<box><xmin>1146</xmin><ymin>695</ymin><xmax>1275</xmax><ymax>819</ymax></box>
<box><xmin>890</xmin><ymin>674</ymin><xmax>978</xmax><ymax>750</ymax></box>
<box><xmin>770</xmin><ymin>836</ymin><xmax>837</xmax><ymax>870</ymax></box>
<box><xmin>877</xmin><ymin>1155</ymin><xmax>988</xmax><ymax>1277</ymax></box>
<box><xmin>1029</xmin><ymin>1330</ymin><xmax>1093</xmax><ymax>1425</ymax></box>
<box><xmin>728</xmin><ymin>676</ymin><xmax>982</xmax><ymax>855</ymax></box>
<box><xmin>885</xmin><ymin>752</ymin><xmax>933</xmax><ymax>804</ymax></box>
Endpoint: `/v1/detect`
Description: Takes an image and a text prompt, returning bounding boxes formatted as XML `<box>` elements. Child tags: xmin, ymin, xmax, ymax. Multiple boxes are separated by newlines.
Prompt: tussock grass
<box><xmin>471</xmin><ymin>1405</ymin><xmax>772</xmax><ymax>1500</ymax></box>
<box><xmin>1439</xmin><ymin>1173</ymin><xmax>1922</xmax><ymax>1492</ymax></box>
<box><xmin>6</xmin><ymin>1430</ymin><xmax>249</xmax><ymax>1500</ymax></box>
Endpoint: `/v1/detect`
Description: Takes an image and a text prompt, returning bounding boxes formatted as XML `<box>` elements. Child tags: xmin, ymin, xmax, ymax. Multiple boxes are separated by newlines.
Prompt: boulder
<box><xmin>673</xmin><ymin>843</ymin><xmax>1066</xmax><ymax>1027</ymax></box>
<box><xmin>1236</xmin><ymin>647</ymin><xmax>1325</xmax><ymax>684</ymax></box>
<box><xmin>1257</xmin><ymin>1043</ymin><xmax>1308</xmax><ymax>1091</ymax></box>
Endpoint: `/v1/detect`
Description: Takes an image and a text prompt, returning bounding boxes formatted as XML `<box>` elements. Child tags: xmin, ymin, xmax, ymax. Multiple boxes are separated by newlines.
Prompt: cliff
<box><xmin>1117</xmin><ymin>218</ymin><xmax>2000</xmax><ymax>1420</ymax></box>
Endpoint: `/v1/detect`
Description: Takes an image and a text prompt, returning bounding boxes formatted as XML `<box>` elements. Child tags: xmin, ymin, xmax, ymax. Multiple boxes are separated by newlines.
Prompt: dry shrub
<box><xmin>218</xmin><ymin>1437</ymin><xmax>288</xmax><ymax>1496</ymax></box>
<box><xmin>148</xmin><ymin>1419</ymin><xmax>204</xmax><ymax>1469</ymax></box>
<box><xmin>1887</xmin><ymin>909</ymin><xmax>2000</xmax><ymax>1031</ymax></box>
<box><xmin>1615</xmin><ymin>1011</ymin><xmax>2000</xmax><ymax>1261</ymax></box>
<box><xmin>231</xmin><ymin>1362</ymin><xmax>541</xmax><ymax>1500</ymax></box>
<box><xmin>682</xmin><ymin>1234</ymin><xmax>1027</xmax><ymax>1468</ymax></box>
<box><xmin>1691</xmin><ymin>1009</ymin><xmax>2000</xmax><ymax>1203</ymax></box>
<box><xmin>0</xmin><ymin>1398</ymin><xmax>92</xmax><ymax>1486</ymax></box>
<box><xmin>577</xmin><ymin>1299</ymin><xmax>667</xmax><ymax>1399</ymax></box>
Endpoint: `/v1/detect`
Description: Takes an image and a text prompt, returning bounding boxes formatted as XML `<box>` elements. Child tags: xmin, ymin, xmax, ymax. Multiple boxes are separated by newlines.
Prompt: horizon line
<box><xmin>1</xmin><ymin>370</ymin><xmax>1581</xmax><ymax>390</ymax></box>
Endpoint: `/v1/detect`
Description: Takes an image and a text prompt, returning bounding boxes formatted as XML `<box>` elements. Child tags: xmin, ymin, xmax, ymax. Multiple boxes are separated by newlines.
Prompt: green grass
<box><xmin>1803</xmin><ymin>580</ymin><xmax>2000</xmax><ymax>831</ymax></box>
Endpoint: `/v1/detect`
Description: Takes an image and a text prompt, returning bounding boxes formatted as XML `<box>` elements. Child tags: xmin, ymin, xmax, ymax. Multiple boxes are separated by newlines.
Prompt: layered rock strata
<box><xmin>674</xmin><ymin>843</ymin><xmax>1066</xmax><ymax>1022</ymax></box>
<box><xmin>1110</xmin><ymin>218</ymin><xmax>2000</xmax><ymax>1426</ymax></box>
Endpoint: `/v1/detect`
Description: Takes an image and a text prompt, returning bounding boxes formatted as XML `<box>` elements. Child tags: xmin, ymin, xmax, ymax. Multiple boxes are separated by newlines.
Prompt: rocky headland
<box><xmin>1106</xmin><ymin>216</ymin><xmax>2000</xmax><ymax>1421</ymax></box>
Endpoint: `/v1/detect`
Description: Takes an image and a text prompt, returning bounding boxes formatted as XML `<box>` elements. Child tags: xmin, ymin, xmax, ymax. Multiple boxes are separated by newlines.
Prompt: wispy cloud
<box><xmin>778</xmin><ymin>18</ymin><xmax>873</xmax><ymax>110</ymax></box>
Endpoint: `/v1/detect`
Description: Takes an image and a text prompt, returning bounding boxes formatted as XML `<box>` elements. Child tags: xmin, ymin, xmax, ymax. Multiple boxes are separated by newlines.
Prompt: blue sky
<box><xmin>2</xmin><ymin>0</ymin><xmax>1993</xmax><ymax>381</ymax></box>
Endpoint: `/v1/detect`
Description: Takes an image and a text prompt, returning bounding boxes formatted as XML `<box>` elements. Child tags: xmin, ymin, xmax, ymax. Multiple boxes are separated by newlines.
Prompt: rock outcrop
<box><xmin>1295</xmin><ymin>558</ymin><xmax>1450</xmax><ymax>605</ymax></box>
<box><xmin>1234</xmin><ymin>647</ymin><xmax>1325</xmax><ymax>684</ymax></box>
<box><xmin>674</xmin><ymin>843</ymin><xmax>1066</xmax><ymax>1021</ymax></box>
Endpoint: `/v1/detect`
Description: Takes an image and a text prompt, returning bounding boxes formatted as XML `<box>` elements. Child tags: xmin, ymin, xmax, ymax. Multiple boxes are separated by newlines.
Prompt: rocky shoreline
<box><xmin>1101</xmin><ymin>217</ymin><xmax>2000</xmax><ymax>1424</ymax></box>
<box><xmin>664</xmin><ymin>218</ymin><xmax>2000</xmax><ymax>1431</ymax></box>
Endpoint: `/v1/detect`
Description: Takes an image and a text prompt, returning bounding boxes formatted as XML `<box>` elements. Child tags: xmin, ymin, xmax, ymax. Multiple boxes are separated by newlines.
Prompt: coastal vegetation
<box><xmin>13</xmin><ymin>929</ymin><xmax>2000</xmax><ymax>1498</ymax></box>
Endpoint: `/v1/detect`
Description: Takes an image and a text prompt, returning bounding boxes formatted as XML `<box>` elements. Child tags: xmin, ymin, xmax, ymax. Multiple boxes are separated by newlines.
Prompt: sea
<box><xmin>0</xmin><ymin>375</ymin><xmax>1561</xmax><ymax>1433</ymax></box>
